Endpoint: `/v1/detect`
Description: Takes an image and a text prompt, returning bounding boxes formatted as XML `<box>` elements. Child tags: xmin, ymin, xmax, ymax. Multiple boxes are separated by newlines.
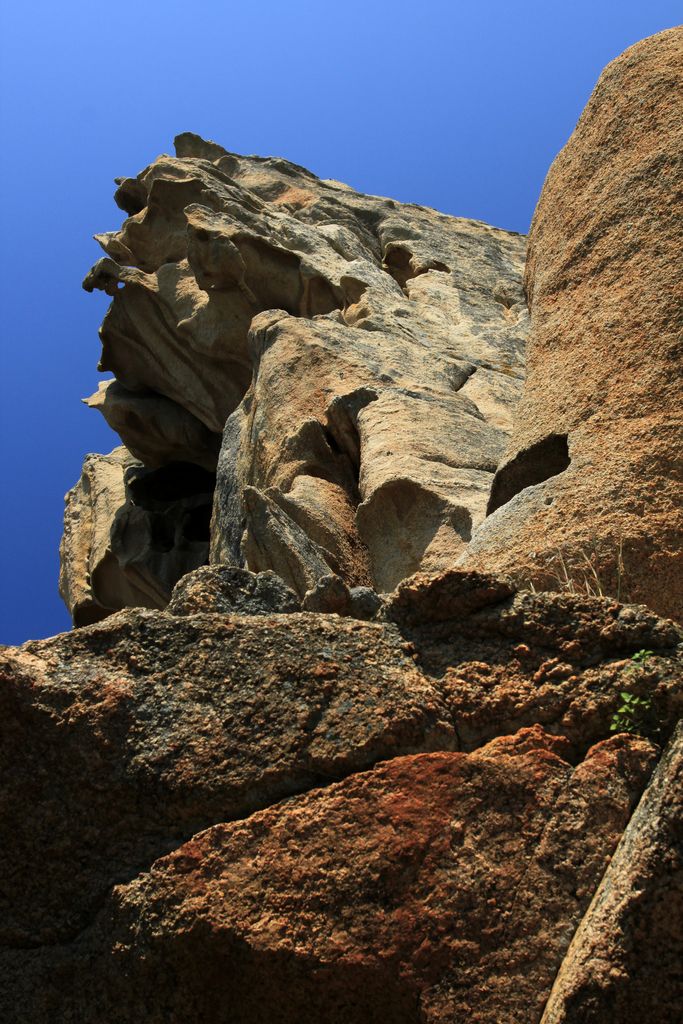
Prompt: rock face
<box><xmin>0</xmin><ymin>607</ymin><xmax>453</xmax><ymax>948</ymax></box>
<box><xmin>0</xmin><ymin>726</ymin><xmax>660</xmax><ymax>1022</ymax></box>
<box><xmin>461</xmin><ymin>28</ymin><xmax>683</xmax><ymax>622</ymax></box>
<box><xmin>61</xmin><ymin>129</ymin><xmax>527</xmax><ymax>621</ymax></box>
<box><xmin>1</xmin><ymin>576</ymin><xmax>681</xmax><ymax>1020</ymax></box>
<box><xmin>541</xmin><ymin>721</ymin><xmax>683</xmax><ymax>1024</ymax></box>
<box><xmin>59</xmin><ymin>447</ymin><xmax>214</xmax><ymax>624</ymax></box>
<box><xmin>84</xmin><ymin>379</ymin><xmax>222</xmax><ymax>472</ymax></box>
<box><xmin>8</xmin><ymin>27</ymin><xmax>682</xmax><ymax>1024</ymax></box>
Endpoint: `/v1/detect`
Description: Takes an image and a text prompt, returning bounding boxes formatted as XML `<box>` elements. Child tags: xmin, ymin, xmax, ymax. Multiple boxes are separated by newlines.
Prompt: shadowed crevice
<box><xmin>486</xmin><ymin>433</ymin><xmax>570</xmax><ymax>515</ymax></box>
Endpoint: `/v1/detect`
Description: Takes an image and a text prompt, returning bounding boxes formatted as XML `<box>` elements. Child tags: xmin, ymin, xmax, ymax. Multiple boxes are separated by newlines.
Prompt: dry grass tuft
<box><xmin>525</xmin><ymin>537</ymin><xmax>628</xmax><ymax>602</ymax></box>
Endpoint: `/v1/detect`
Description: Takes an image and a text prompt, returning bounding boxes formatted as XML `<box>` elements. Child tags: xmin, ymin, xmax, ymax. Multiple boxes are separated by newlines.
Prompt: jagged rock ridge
<box><xmin>63</xmin><ymin>132</ymin><xmax>527</xmax><ymax>620</ymax></box>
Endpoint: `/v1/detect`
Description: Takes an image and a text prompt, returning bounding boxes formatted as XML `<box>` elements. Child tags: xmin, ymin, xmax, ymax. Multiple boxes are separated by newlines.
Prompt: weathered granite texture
<box><xmin>14</xmin><ymin>26</ymin><xmax>683</xmax><ymax>1024</ymax></box>
<box><xmin>84</xmin><ymin>379</ymin><xmax>221</xmax><ymax>472</ymax></box>
<box><xmin>59</xmin><ymin>447</ymin><xmax>214</xmax><ymax>624</ymax></box>
<box><xmin>167</xmin><ymin>564</ymin><xmax>300</xmax><ymax>616</ymax></box>
<box><xmin>1</xmin><ymin>574</ymin><xmax>680</xmax><ymax>958</ymax></box>
<box><xmin>63</xmin><ymin>130</ymin><xmax>527</xmax><ymax>620</ymax></box>
<box><xmin>0</xmin><ymin>725</ymin><xmax>659</xmax><ymax>1022</ymax></box>
<box><xmin>461</xmin><ymin>27</ymin><xmax>683</xmax><ymax>622</ymax></box>
<box><xmin>541</xmin><ymin>721</ymin><xmax>683</xmax><ymax>1024</ymax></box>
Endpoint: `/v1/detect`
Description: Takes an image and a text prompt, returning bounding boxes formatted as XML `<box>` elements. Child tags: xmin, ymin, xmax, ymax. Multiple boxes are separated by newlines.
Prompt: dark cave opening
<box><xmin>127</xmin><ymin>462</ymin><xmax>217</xmax><ymax>508</ymax></box>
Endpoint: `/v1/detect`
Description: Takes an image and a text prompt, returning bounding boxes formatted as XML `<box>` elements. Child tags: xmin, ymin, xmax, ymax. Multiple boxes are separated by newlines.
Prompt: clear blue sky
<box><xmin>1</xmin><ymin>1</ymin><xmax>679</xmax><ymax>644</ymax></box>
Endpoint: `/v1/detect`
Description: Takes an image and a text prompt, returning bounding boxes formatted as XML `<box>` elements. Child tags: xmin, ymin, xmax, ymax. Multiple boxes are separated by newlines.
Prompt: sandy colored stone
<box><xmin>78</xmin><ymin>132</ymin><xmax>527</xmax><ymax>601</ymax></box>
<box><xmin>84</xmin><ymin>379</ymin><xmax>221</xmax><ymax>471</ymax></box>
<box><xmin>2</xmin><ymin>729</ymin><xmax>657</xmax><ymax>1022</ymax></box>
<box><xmin>59</xmin><ymin>447</ymin><xmax>214</xmax><ymax>624</ymax></box>
<box><xmin>461</xmin><ymin>28</ymin><xmax>683</xmax><ymax>621</ymax></box>
<box><xmin>541</xmin><ymin>721</ymin><xmax>683</xmax><ymax>1023</ymax></box>
<box><xmin>19</xmin><ymin>35</ymin><xmax>683</xmax><ymax>1022</ymax></box>
<box><xmin>59</xmin><ymin>445</ymin><xmax>148</xmax><ymax>625</ymax></box>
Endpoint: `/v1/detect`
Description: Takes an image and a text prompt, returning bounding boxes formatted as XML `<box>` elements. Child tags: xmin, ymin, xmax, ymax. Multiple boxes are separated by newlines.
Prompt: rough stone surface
<box><xmin>168</xmin><ymin>565</ymin><xmax>300</xmax><ymax>615</ymax></box>
<box><xmin>84</xmin><ymin>379</ymin><xmax>221</xmax><ymax>471</ymax></box>
<box><xmin>2</xmin><ymin>576</ymin><xmax>681</xmax><ymax>950</ymax></box>
<box><xmin>1</xmin><ymin>729</ymin><xmax>657</xmax><ymax>1023</ymax></box>
<box><xmin>60</xmin><ymin>447</ymin><xmax>214</xmax><ymax>624</ymax></box>
<box><xmin>59</xmin><ymin>446</ymin><xmax>147</xmax><ymax>625</ymax></box>
<box><xmin>385</xmin><ymin>571</ymin><xmax>683</xmax><ymax>757</ymax></box>
<box><xmin>0</xmin><ymin>607</ymin><xmax>452</xmax><ymax>947</ymax></box>
<box><xmin>74</xmin><ymin>131</ymin><xmax>527</xmax><ymax>605</ymax></box>
<box><xmin>541</xmin><ymin>721</ymin><xmax>683</xmax><ymax>1024</ymax></box>
<box><xmin>302</xmin><ymin>573</ymin><xmax>353</xmax><ymax>614</ymax></box>
<box><xmin>461</xmin><ymin>28</ymin><xmax>683</xmax><ymax>622</ymax></box>
<box><xmin>19</xmin><ymin>29</ymin><xmax>683</xmax><ymax>1022</ymax></box>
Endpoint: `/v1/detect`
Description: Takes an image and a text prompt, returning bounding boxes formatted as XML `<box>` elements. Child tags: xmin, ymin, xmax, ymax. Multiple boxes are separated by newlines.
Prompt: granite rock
<box><xmin>0</xmin><ymin>606</ymin><xmax>452</xmax><ymax>946</ymax></box>
<box><xmin>2</xmin><ymin>729</ymin><xmax>657</xmax><ymax>1023</ymax></box>
<box><xmin>59</xmin><ymin>448</ymin><xmax>214</xmax><ymax>624</ymax></box>
<box><xmin>541</xmin><ymin>721</ymin><xmax>683</xmax><ymax>1024</ymax></box>
<box><xmin>461</xmin><ymin>28</ymin><xmax>683</xmax><ymax>622</ymax></box>
<box><xmin>167</xmin><ymin>564</ymin><xmax>300</xmax><ymax>615</ymax></box>
<box><xmin>76</xmin><ymin>132</ymin><xmax>527</xmax><ymax>603</ymax></box>
<box><xmin>2</xmin><ymin>575</ymin><xmax>681</xmax><ymax>954</ymax></box>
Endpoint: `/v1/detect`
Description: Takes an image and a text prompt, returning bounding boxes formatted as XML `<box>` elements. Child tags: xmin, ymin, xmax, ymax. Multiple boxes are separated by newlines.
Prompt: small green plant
<box><xmin>610</xmin><ymin>691</ymin><xmax>657</xmax><ymax>737</ymax></box>
<box><xmin>630</xmin><ymin>648</ymin><xmax>654</xmax><ymax>664</ymax></box>
<box><xmin>609</xmin><ymin>649</ymin><xmax>661</xmax><ymax>740</ymax></box>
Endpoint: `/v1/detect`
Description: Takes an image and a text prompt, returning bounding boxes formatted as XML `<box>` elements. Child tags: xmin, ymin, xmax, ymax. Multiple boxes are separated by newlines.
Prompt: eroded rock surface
<box><xmin>60</xmin><ymin>447</ymin><xmax>214</xmax><ymax>624</ymax></box>
<box><xmin>0</xmin><ymin>606</ymin><xmax>453</xmax><ymax>947</ymax></box>
<box><xmin>383</xmin><ymin>570</ymin><xmax>683</xmax><ymax>756</ymax></box>
<box><xmin>84</xmin><ymin>379</ymin><xmax>221</xmax><ymax>472</ymax></box>
<box><xmin>541</xmin><ymin>721</ymin><xmax>683</xmax><ymax>1024</ymax></box>
<box><xmin>461</xmin><ymin>28</ymin><xmax>683</xmax><ymax>621</ymax></box>
<box><xmin>167</xmin><ymin>564</ymin><xmax>300</xmax><ymax>615</ymax></box>
<box><xmin>2</xmin><ymin>575</ymin><xmax>680</xmax><ymax>952</ymax></box>
<box><xmin>2</xmin><ymin>729</ymin><xmax>658</xmax><ymax>1023</ymax></box>
<box><xmin>65</xmin><ymin>131</ymin><xmax>527</xmax><ymax>616</ymax></box>
<box><xmin>25</xmin><ymin>27</ymin><xmax>683</xmax><ymax>1023</ymax></box>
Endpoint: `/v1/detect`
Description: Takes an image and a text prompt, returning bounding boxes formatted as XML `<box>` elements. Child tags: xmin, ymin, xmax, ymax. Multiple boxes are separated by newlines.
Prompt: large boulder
<box><xmin>2</xmin><ymin>728</ymin><xmax>658</xmax><ymax>1022</ymax></box>
<box><xmin>461</xmin><ymin>28</ymin><xmax>683</xmax><ymax>621</ymax></box>
<box><xmin>2</xmin><ymin>573</ymin><xmax>681</xmax><ymax>951</ymax></box>
<box><xmin>541</xmin><ymin>721</ymin><xmax>683</xmax><ymax>1024</ymax></box>
<box><xmin>0</xmin><ymin>605</ymin><xmax>453</xmax><ymax>947</ymax></box>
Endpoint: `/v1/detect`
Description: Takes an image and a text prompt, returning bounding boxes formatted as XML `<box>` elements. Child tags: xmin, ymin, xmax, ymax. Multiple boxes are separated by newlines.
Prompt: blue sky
<box><xmin>1</xmin><ymin>1</ymin><xmax>680</xmax><ymax>644</ymax></box>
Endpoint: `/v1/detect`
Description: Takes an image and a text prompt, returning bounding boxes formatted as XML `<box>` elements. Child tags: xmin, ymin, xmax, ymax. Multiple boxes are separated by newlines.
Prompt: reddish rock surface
<box><xmin>2</xmin><ymin>729</ymin><xmax>657</xmax><ymax>1023</ymax></box>
<box><xmin>1</xmin><ymin>574</ymin><xmax>680</xmax><ymax>956</ymax></box>
<box><xmin>542</xmin><ymin>721</ymin><xmax>683</xmax><ymax>1024</ymax></box>
<box><xmin>388</xmin><ymin>571</ymin><xmax>683</xmax><ymax>756</ymax></box>
<box><xmin>0</xmin><ymin>608</ymin><xmax>452</xmax><ymax>946</ymax></box>
<box><xmin>462</xmin><ymin>27</ymin><xmax>683</xmax><ymax>622</ymax></box>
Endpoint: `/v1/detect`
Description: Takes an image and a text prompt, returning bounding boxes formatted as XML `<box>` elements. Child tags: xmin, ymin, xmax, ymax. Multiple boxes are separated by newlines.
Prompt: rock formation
<box><xmin>2</xmin><ymin>26</ymin><xmax>682</xmax><ymax>1024</ymax></box>
<box><xmin>541</xmin><ymin>720</ymin><xmax>683</xmax><ymax>1023</ymax></box>
<box><xmin>461</xmin><ymin>27</ymin><xmax>683</xmax><ymax>622</ymax></box>
<box><xmin>60</xmin><ymin>446</ymin><xmax>214</xmax><ymax>624</ymax></box>
<box><xmin>64</xmin><ymin>127</ymin><xmax>528</xmax><ymax>618</ymax></box>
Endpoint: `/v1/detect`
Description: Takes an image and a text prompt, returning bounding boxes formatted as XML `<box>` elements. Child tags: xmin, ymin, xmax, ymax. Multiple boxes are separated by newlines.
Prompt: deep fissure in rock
<box><xmin>486</xmin><ymin>434</ymin><xmax>570</xmax><ymax>515</ymax></box>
